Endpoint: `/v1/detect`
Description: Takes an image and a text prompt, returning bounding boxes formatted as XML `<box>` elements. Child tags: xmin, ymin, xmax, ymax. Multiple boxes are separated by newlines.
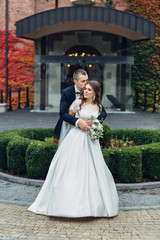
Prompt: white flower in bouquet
<box><xmin>92</xmin><ymin>124</ymin><xmax>96</xmax><ymax>129</ymax></box>
<box><xmin>88</xmin><ymin>116</ymin><xmax>103</xmax><ymax>141</ymax></box>
<box><xmin>97</xmin><ymin>125</ymin><xmax>103</xmax><ymax>131</ymax></box>
<box><xmin>94</xmin><ymin>119</ymin><xmax>99</xmax><ymax>124</ymax></box>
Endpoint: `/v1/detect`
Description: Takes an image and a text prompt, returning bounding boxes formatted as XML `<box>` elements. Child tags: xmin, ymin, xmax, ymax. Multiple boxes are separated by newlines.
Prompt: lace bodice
<box><xmin>69</xmin><ymin>99</ymin><xmax>100</xmax><ymax>120</ymax></box>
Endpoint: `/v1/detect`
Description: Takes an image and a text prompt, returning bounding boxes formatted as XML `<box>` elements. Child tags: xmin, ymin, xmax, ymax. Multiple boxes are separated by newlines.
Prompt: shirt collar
<box><xmin>74</xmin><ymin>85</ymin><xmax>80</xmax><ymax>93</ymax></box>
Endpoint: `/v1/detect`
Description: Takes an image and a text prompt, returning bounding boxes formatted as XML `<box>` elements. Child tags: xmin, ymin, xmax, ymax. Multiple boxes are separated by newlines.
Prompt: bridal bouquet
<box><xmin>88</xmin><ymin>116</ymin><xmax>103</xmax><ymax>141</ymax></box>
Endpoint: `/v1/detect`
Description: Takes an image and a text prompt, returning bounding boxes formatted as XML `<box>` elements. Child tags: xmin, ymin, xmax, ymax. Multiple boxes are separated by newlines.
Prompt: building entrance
<box><xmin>34</xmin><ymin>30</ymin><xmax>134</xmax><ymax>112</ymax></box>
<box><xmin>61</xmin><ymin>45</ymin><xmax>103</xmax><ymax>93</ymax></box>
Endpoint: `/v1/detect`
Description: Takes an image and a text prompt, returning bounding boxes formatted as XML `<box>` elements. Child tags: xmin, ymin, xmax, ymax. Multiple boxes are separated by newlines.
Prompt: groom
<box><xmin>54</xmin><ymin>69</ymin><xmax>107</xmax><ymax>138</ymax></box>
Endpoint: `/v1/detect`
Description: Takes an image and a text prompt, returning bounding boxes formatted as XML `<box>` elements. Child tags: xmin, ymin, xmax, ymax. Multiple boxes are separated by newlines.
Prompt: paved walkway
<box><xmin>0</xmin><ymin>204</ymin><xmax>160</xmax><ymax>240</ymax></box>
<box><xmin>0</xmin><ymin>108</ymin><xmax>160</xmax><ymax>132</ymax></box>
<box><xmin>0</xmin><ymin>178</ymin><xmax>160</xmax><ymax>239</ymax></box>
<box><xmin>0</xmin><ymin>180</ymin><xmax>160</xmax><ymax>211</ymax></box>
<box><xmin>0</xmin><ymin>109</ymin><xmax>160</xmax><ymax>239</ymax></box>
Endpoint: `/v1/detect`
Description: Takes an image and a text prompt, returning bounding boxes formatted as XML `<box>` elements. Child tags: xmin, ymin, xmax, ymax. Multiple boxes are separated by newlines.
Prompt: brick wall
<box><xmin>0</xmin><ymin>0</ymin><xmax>34</xmax><ymax>32</ymax></box>
<box><xmin>0</xmin><ymin>0</ymin><xmax>127</xmax><ymax>33</ymax></box>
<box><xmin>35</xmin><ymin>0</ymin><xmax>72</xmax><ymax>14</ymax></box>
<box><xmin>0</xmin><ymin>1</ymin><xmax>6</xmax><ymax>31</ymax></box>
<box><xmin>0</xmin><ymin>0</ymin><xmax>72</xmax><ymax>32</ymax></box>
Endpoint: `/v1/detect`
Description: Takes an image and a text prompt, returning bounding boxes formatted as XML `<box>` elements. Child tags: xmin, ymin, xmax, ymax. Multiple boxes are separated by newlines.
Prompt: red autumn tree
<box><xmin>0</xmin><ymin>30</ymin><xmax>34</xmax><ymax>109</ymax></box>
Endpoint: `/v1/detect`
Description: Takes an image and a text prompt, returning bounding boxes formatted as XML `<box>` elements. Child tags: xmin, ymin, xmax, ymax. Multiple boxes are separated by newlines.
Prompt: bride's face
<box><xmin>84</xmin><ymin>84</ymin><xmax>95</xmax><ymax>101</ymax></box>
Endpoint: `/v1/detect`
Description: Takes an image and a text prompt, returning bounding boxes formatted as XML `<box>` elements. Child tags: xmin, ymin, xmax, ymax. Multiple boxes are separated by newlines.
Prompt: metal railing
<box><xmin>0</xmin><ymin>87</ymin><xmax>33</xmax><ymax>111</ymax></box>
<box><xmin>134</xmin><ymin>88</ymin><xmax>159</xmax><ymax>112</ymax></box>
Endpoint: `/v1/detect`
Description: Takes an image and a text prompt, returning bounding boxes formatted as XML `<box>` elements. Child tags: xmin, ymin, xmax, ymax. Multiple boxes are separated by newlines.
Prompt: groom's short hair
<box><xmin>73</xmin><ymin>69</ymin><xmax>88</xmax><ymax>81</ymax></box>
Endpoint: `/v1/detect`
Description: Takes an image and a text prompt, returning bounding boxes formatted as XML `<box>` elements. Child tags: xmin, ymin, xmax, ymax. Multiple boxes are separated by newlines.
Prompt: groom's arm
<box><xmin>97</xmin><ymin>105</ymin><xmax>107</xmax><ymax>121</ymax></box>
<box><xmin>60</xmin><ymin>90</ymin><xmax>78</xmax><ymax>126</ymax></box>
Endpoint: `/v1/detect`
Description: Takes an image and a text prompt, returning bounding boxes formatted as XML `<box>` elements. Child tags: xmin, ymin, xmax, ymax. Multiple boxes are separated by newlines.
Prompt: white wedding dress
<box><xmin>28</xmin><ymin>100</ymin><xmax>119</xmax><ymax>218</ymax></box>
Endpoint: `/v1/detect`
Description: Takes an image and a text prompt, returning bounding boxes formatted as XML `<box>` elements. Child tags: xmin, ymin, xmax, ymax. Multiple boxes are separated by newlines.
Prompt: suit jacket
<box><xmin>54</xmin><ymin>85</ymin><xmax>107</xmax><ymax>138</ymax></box>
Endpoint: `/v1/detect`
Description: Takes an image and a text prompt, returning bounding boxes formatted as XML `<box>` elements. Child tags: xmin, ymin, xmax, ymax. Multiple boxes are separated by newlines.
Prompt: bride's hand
<box><xmin>78</xmin><ymin>118</ymin><xmax>90</xmax><ymax>132</ymax></box>
<box><xmin>86</xmin><ymin>119</ymin><xmax>92</xmax><ymax>127</ymax></box>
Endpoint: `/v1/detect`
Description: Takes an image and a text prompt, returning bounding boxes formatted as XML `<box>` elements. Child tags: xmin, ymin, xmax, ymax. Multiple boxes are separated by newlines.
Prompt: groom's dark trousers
<box><xmin>54</xmin><ymin>85</ymin><xmax>107</xmax><ymax>138</ymax></box>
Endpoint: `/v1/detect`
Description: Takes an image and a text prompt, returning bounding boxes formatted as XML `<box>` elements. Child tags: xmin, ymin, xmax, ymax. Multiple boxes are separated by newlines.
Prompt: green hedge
<box><xmin>0</xmin><ymin>126</ymin><xmax>160</xmax><ymax>183</ymax></box>
<box><xmin>141</xmin><ymin>143</ymin><xmax>160</xmax><ymax>180</ymax></box>
<box><xmin>17</xmin><ymin>128</ymin><xmax>55</xmax><ymax>141</ymax></box>
<box><xmin>7</xmin><ymin>136</ymin><xmax>31</xmax><ymax>175</ymax></box>
<box><xmin>102</xmin><ymin>128</ymin><xmax>160</xmax><ymax>182</ymax></box>
<box><xmin>0</xmin><ymin>128</ymin><xmax>56</xmax><ymax>178</ymax></box>
<box><xmin>26</xmin><ymin>141</ymin><xmax>58</xmax><ymax>178</ymax></box>
<box><xmin>103</xmin><ymin>147</ymin><xmax>142</xmax><ymax>183</ymax></box>
<box><xmin>110</xmin><ymin>129</ymin><xmax>160</xmax><ymax>145</ymax></box>
<box><xmin>0</xmin><ymin>130</ymin><xmax>20</xmax><ymax>169</ymax></box>
<box><xmin>0</xmin><ymin>136</ymin><xmax>14</xmax><ymax>169</ymax></box>
<box><xmin>100</xmin><ymin>123</ymin><xmax>111</xmax><ymax>147</ymax></box>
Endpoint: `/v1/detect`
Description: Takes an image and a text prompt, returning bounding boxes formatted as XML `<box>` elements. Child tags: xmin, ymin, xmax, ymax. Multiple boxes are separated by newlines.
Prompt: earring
<box><xmin>93</xmin><ymin>96</ymin><xmax>95</xmax><ymax>102</ymax></box>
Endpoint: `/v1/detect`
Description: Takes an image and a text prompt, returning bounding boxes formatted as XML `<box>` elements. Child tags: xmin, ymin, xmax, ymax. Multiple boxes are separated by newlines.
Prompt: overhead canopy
<box><xmin>16</xmin><ymin>6</ymin><xmax>156</xmax><ymax>41</ymax></box>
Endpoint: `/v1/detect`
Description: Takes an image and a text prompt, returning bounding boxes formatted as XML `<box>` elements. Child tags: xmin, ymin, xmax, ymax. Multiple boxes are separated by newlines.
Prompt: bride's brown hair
<box><xmin>79</xmin><ymin>80</ymin><xmax>102</xmax><ymax>113</ymax></box>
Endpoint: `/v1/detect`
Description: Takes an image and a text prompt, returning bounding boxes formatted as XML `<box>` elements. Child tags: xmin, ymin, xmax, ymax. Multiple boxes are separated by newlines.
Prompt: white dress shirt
<box><xmin>74</xmin><ymin>85</ymin><xmax>80</xmax><ymax>126</ymax></box>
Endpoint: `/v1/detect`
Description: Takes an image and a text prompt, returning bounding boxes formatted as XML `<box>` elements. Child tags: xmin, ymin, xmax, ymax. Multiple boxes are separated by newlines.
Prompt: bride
<box><xmin>28</xmin><ymin>80</ymin><xmax>119</xmax><ymax>218</ymax></box>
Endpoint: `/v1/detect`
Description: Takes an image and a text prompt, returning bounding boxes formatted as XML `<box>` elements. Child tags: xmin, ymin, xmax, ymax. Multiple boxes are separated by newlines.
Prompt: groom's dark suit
<box><xmin>54</xmin><ymin>85</ymin><xmax>107</xmax><ymax>138</ymax></box>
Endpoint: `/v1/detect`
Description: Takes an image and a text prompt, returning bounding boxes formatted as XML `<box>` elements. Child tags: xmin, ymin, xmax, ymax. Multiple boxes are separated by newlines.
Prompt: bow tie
<box><xmin>76</xmin><ymin>92</ymin><xmax>80</xmax><ymax>94</ymax></box>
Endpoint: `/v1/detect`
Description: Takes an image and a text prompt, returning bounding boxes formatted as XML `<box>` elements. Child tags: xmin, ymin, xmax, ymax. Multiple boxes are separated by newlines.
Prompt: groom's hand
<box><xmin>86</xmin><ymin>119</ymin><xmax>92</xmax><ymax>127</ymax></box>
<box><xmin>78</xmin><ymin>119</ymin><xmax>90</xmax><ymax>132</ymax></box>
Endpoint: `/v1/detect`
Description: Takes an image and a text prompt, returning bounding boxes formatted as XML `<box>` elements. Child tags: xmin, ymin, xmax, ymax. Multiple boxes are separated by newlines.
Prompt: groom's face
<box><xmin>74</xmin><ymin>74</ymin><xmax>88</xmax><ymax>91</ymax></box>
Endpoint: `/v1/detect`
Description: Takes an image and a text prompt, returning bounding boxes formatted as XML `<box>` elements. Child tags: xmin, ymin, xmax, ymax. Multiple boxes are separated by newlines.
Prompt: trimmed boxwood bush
<box><xmin>26</xmin><ymin>141</ymin><xmax>58</xmax><ymax>178</ymax></box>
<box><xmin>103</xmin><ymin>147</ymin><xmax>142</xmax><ymax>183</ymax></box>
<box><xmin>0</xmin><ymin>126</ymin><xmax>160</xmax><ymax>183</ymax></box>
<box><xmin>141</xmin><ymin>143</ymin><xmax>160</xmax><ymax>180</ymax></box>
<box><xmin>100</xmin><ymin>123</ymin><xmax>111</xmax><ymax>147</ymax></box>
<box><xmin>103</xmin><ymin>148</ymin><xmax>118</xmax><ymax>177</ymax></box>
<box><xmin>116</xmin><ymin>147</ymin><xmax>142</xmax><ymax>183</ymax></box>
<box><xmin>17</xmin><ymin>128</ymin><xmax>55</xmax><ymax>141</ymax></box>
<box><xmin>0</xmin><ymin>136</ymin><xmax>14</xmax><ymax>169</ymax></box>
<box><xmin>7</xmin><ymin>136</ymin><xmax>31</xmax><ymax>175</ymax></box>
<box><xmin>110</xmin><ymin>129</ymin><xmax>160</xmax><ymax>145</ymax></box>
<box><xmin>0</xmin><ymin>130</ymin><xmax>19</xmax><ymax>169</ymax></box>
<box><xmin>0</xmin><ymin>128</ymin><xmax>56</xmax><ymax>177</ymax></box>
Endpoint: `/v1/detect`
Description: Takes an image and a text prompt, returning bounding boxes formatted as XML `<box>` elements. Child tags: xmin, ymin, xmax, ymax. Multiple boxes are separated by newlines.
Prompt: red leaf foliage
<box><xmin>0</xmin><ymin>30</ymin><xmax>34</xmax><ymax>109</ymax></box>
